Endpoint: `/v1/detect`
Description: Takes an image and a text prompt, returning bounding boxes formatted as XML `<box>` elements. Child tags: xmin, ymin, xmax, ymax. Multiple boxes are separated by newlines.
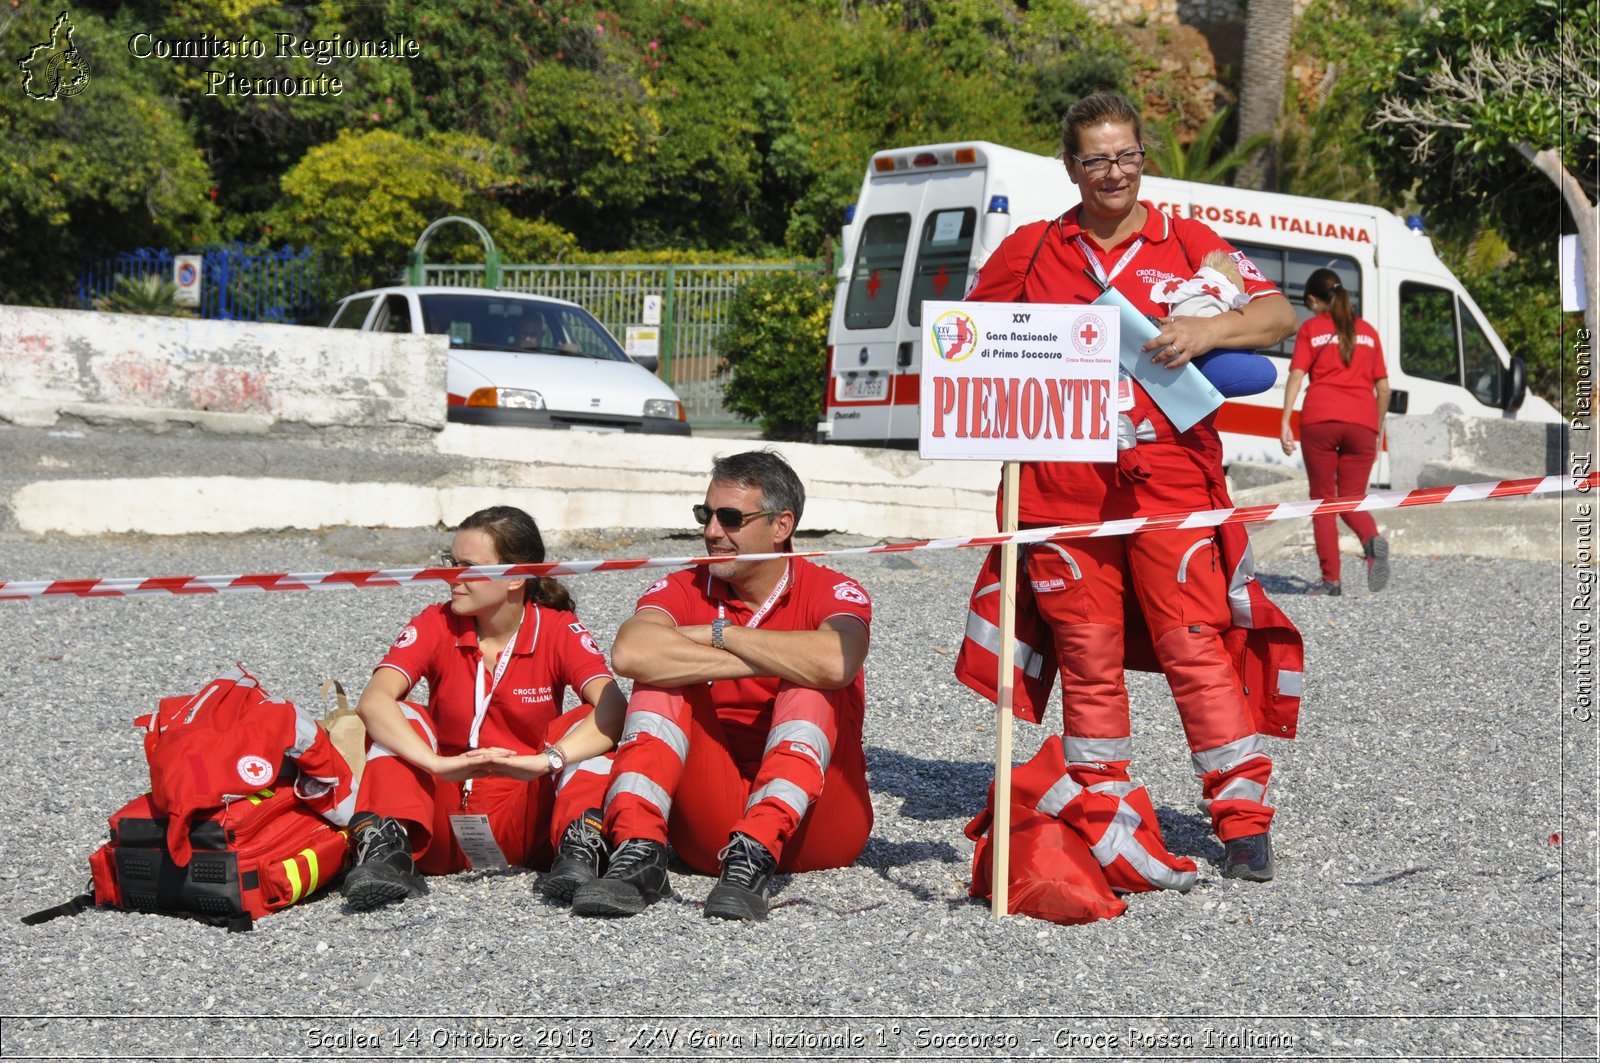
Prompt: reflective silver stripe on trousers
<box><xmin>1064</xmin><ymin>735</ymin><xmax>1134</xmax><ymax>765</ymax></box>
<box><xmin>604</xmin><ymin>771</ymin><xmax>672</xmax><ymax>821</ymax></box>
<box><xmin>1035</xmin><ymin>775</ymin><xmax>1083</xmax><ymax>818</ymax></box>
<box><xmin>1176</xmin><ymin>538</ymin><xmax>1210</xmax><ymax>584</ymax></box>
<box><xmin>1198</xmin><ymin>776</ymin><xmax>1269</xmax><ymax>814</ymax></box>
<box><xmin>1089</xmin><ymin>799</ymin><xmax>1198</xmax><ymax>891</ymax></box>
<box><xmin>1227</xmin><ymin>538</ymin><xmax>1259</xmax><ymax>628</ymax></box>
<box><xmin>297</xmin><ymin>784</ymin><xmax>358</xmax><ymax>825</ymax></box>
<box><xmin>745</xmin><ymin>778</ymin><xmax>809</xmax><ymax>819</ymax></box>
<box><xmin>289</xmin><ymin>704</ymin><xmax>323</xmax><ymax>758</ymax></box>
<box><xmin>621</xmin><ymin>710</ymin><xmax>690</xmax><ymax>764</ymax></box>
<box><xmin>557</xmin><ymin>755</ymin><xmax>614</xmax><ymax>793</ymax></box>
<box><xmin>964</xmin><ymin>611</ymin><xmax>1047</xmax><ymax>680</ymax></box>
<box><xmin>1033</xmin><ymin>541</ymin><xmax>1082</xmax><ymax>581</ymax></box>
<box><xmin>764</xmin><ymin>720</ymin><xmax>832</xmax><ymax>770</ymax></box>
<box><xmin>367</xmin><ymin>702</ymin><xmax>437</xmax><ymax>760</ymax></box>
<box><xmin>1277</xmin><ymin>669</ymin><xmax>1305</xmax><ymax>697</ymax></box>
<box><xmin>1191</xmin><ymin>733</ymin><xmax>1267</xmax><ymax>776</ymax></box>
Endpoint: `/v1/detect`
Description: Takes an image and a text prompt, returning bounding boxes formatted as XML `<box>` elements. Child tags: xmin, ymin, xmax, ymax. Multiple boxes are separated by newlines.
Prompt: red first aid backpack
<box><xmin>25</xmin><ymin>667</ymin><xmax>355</xmax><ymax>932</ymax></box>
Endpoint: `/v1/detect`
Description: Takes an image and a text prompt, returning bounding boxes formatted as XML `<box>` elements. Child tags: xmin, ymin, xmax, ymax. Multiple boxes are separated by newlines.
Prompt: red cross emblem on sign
<box><xmin>932</xmin><ymin>266</ymin><xmax>949</xmax><ymax>295</ymax></box>
<box><xmin>866</xmin><ymin>270</ymin><xmax>882</xmax><ymax>299</ymax></box>
<box><xmin>1079</xmin><ymin>321</ymin><xmax>1100</xmax><ymax>346</ymax></box>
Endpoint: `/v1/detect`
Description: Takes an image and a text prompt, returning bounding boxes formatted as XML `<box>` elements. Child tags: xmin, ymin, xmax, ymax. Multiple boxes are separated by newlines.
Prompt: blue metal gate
<box><xmin>79</xmin><ymin>243</ymin><xmax>324</xmax><ymax>323</ymax></box>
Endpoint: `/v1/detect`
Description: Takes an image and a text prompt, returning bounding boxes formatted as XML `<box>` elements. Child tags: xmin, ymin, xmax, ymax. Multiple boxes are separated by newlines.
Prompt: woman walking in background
<box><xmin>1280</xmin><ymin>267</ymin><xmax>1391</xmax><ymax>596</ymax></box>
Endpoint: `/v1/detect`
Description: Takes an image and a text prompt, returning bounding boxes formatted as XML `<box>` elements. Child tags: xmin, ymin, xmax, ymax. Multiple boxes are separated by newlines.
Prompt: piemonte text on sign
<box><xmin>919</xmin><ymin>300</ymin><xmax>1119</xmax><ymax>462</ymax></box>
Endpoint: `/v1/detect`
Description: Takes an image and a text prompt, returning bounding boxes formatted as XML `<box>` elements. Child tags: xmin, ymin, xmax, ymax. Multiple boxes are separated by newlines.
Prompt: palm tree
<box><xmin>1146</xmin><ymin>106</ymin><xmax>1272</xmax><ymax>186</ymax></box>
<box><xmin>1234</xmin><ymin>0</ymin><xmax>1296</xmax><ymax>189</ymax></box>
<box><xmin>93</xmin><ymin>273</ymin><xmax>195</xmax><ymax>316</ymax></box>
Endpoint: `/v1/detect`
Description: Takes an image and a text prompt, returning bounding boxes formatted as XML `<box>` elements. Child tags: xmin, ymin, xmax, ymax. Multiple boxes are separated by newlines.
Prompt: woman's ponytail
<box><xmin>1305</xmin><ymin>267</ymin><xmax>1357</xmax><ymax>365</ymax></box>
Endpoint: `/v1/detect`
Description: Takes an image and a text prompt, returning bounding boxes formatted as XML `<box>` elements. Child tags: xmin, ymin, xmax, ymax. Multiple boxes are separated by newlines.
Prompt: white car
<box><xmin>327</xmin><ymin>285</ymin><xmax>690</xmax><ymax>435</ymax></box>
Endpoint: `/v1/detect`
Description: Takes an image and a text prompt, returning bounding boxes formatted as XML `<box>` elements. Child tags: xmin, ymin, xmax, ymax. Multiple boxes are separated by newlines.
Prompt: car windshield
<box><xmin>417</xmin><ymin>294</ymin><xmax>630</xmax><ymax>362</ymax></box>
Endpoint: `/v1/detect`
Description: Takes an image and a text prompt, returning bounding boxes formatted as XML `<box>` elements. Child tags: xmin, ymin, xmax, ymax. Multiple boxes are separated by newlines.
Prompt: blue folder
<box><xmin>1092</xmin><ymin>287</ymin><xmax>1224</xmax><ymax>433</ymax></box>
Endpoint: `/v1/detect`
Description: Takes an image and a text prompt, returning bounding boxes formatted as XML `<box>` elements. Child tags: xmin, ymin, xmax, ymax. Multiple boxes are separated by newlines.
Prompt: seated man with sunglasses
<box><xmin>569</xmin><ymin>450</ymin><xmax>873</xmax><ymax>921</ymax></box>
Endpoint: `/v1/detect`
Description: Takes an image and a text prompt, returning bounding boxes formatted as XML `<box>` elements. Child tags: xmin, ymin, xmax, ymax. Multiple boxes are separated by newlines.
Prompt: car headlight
<box><xmin>643</xmin><ymin>398</ymin><xmax>684</xmax><ymax>420</ymax></box>
<box><xmin>467</xmin><ymin>387</ymin><xmax>546</xmax><ymax>410</ymax></box>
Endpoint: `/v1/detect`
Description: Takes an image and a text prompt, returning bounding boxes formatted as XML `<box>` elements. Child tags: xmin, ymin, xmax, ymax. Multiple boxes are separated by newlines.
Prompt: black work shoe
<box><xmin>343</xmin><ymin>814</ymin><xmax>428</xmax><ymax>911</ymax></box>
<box><xmin>1221</xmin><ymin>833</ymin><xmax>1276</xmax><ymax>882</ymax></box>
<box><xmin>703</xmin><ymin>832</ymin><xmax>778</xmax><ymax>921</ymax></box>
<box><xmin>1364</xmin><ymin>535</ymin><xmax>1390</xmax><ymax>592</ymax></box>
<box><xmin>1308</xmin><ymin>579</ymin><xmax>1341</xmax><ymax>596</ymax></box>
<box><xmin>571</xmin><ymin>838</ymin><xmax>671</xmax><ymax>917</ymax></box>
<box><xmin>539</xmin><ymin>809</ymin><xmax>607</xmax><ymax>904</ymax></box>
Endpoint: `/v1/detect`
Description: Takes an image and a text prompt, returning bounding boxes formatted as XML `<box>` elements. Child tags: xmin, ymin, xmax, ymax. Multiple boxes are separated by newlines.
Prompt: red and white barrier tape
<box><xmin>2</xmin><ymin>472</ymin><xmax>1590</xmax><ymax>603</ymax></box>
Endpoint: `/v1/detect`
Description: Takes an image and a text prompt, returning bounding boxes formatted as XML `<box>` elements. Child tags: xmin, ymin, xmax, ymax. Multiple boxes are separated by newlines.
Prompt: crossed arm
<box><xmin>610</xmin><ymin>607</ymin><xmax>870</xmax><ymax>691</ymax></box>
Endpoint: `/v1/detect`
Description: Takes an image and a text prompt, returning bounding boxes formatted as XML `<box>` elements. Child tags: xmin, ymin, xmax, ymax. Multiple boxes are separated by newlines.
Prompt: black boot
<box><xmin>703</xmin><ymin>832</ymin><xmax>777</xmax><ymax>921</ymax></box>
<box><xmin>539</xmin><ymin>809</ymin><xmax>607</xmax><ymax>903</ymax></box>
<box><xmin>571</xmin><ymin>838</ymin><xmax>671</xmax><ymax>917</ymax></box>
<box><xmin>1221</xmin><ymin>832</ymin><xmax>1276</xmax><ymax>882</ymax></box>
<box><xmin>342</xmin><ymin>814</ymin><xmax>428</xmax><ymax>911</ymax></box>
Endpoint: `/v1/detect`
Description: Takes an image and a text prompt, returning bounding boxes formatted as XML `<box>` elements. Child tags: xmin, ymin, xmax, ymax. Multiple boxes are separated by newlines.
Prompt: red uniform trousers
<box><xmin>1027</xmin><ymin>527</ymin><xmax>1274</xmax><ymax>845</ymax></box>
<box><xmin>355</xmin><ymin>701</ymin><xmax>613</xmax><ymax>874</ymax></box>
<box><xmin>602</xmin><ymin>682</ymin><xmax>872</xmax><ymax>875</ymax></box>
<box><xmin>1300</xmin><ymin>419</ymin><xmax>1381</xmax><ymax>583</ymax></box>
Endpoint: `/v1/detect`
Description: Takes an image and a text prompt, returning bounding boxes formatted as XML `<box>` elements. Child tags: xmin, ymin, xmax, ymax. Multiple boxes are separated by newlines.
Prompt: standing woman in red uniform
<box><xmin>1279</xmin><ymin>267</ymin><xmax>1391</xmax><ymax>595</ymax></box>
<box><xmin>342</xmin><ymin>505</ymin><xmax>627</xmax><ymax>910</ymax></box>
<box><xmin>964</xmin><ymin>92</ymin><xmax>1297</xmax><ymax>883</ymax></box>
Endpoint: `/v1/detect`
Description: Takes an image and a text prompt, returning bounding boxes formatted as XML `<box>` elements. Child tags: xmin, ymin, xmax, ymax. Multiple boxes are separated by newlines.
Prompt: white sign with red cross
<box><xmin>918</xmin><ymin>300</ymin><xmax>1119</xmax><ymax>462</ymax></box>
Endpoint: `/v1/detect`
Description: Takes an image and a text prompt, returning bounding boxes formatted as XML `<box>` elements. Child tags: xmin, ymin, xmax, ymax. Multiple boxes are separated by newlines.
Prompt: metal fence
<box><xmin>79</xmin><ymin>244</ymin><xmax>324</xmax><ymax>323</ymax></box>
<box><xmin>424</xmin><ymin>262</ymin><xmax>826</xmax><ymax>425</ymax></box>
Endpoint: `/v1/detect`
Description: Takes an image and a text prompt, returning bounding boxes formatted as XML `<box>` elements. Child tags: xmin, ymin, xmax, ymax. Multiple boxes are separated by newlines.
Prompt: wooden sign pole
<box><xmin>990</xmin><ymin>459</ymin><xmax>1021</xmax><ymax>919</ymax></box>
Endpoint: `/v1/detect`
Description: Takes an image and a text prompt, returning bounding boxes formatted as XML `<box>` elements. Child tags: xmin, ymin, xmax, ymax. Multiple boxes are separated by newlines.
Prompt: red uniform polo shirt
<box><xmin>377</xmin><ymin>600</ymin><xmax>613</xmax><ymax>756</ymax></box>
<box><xmin>966</xmin><ymin>202</ymin><xmax>1281</xmax><ymax>524</ymax></box>
<box><xmin>634</xmin><ymin>558</ymin><xmax>872</xmax><ymax>771</ymax></box>
<box><xmin>1290</xmin><ymin>313</ymin><xmax>1388</xmax><ymax>432</ymax></box>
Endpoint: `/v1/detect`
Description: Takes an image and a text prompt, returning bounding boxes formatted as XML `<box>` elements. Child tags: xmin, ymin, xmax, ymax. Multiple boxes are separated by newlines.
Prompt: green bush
<box><xmin>717</xmin><ymin>271</ymin><xmax>833</xmax><ymax>441</ymax></box>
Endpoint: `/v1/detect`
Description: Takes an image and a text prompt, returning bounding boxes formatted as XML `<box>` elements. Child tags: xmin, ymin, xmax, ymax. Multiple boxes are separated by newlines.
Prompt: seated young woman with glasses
<box><xmin>961</xmin><ymin>92</ymin><xmax>1300</xmax><ymax>887</ymax></box>
<box><xmin>341</xmin><ymin>505</ymin><xmax>627</xmax><ymax>910</ymax></box>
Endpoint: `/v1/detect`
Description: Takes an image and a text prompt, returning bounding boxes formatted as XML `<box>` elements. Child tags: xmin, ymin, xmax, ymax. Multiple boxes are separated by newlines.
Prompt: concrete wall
<box><xmin>1387</xmin><ymin>411</ymin><xmax>1572</xmax><ymax>490</ymax></box>
<box><xmin>0</xmin><ymin>304</ymin><xmax>446</xmax><ymax>431</ymax></box>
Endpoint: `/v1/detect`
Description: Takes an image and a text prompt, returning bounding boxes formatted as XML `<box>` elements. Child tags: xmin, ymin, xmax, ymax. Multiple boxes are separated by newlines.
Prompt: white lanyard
<box><xmin>461</xmin><ymin>607</ymin><xmax>527</xmax><ymax>806</ymax></box>
<box><xmin>719</xmin><ymin>561</ymin><xmax>790</xmax><ymax>629</ymax></box>
<box><xmin>1074</xmin><ymin>234</ymin><xmax>1145</xmax><ymax>290</ymax></box>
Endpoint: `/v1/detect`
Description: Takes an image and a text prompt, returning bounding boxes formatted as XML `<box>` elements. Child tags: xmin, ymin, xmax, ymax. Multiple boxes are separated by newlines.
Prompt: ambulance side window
<box><xmin>1399</xmin><ymin>283</ymin><xmax>1459</xmax><ymax>385</ymax></box>
<box><xmin>1460</xmin><ymin>304</ymin><xmax>1504</xmax><ymax>407</ymax></box>
<box><xmin>1232</xmin><ymin>243</ymin><xmax>1360</xmax><ymax>355</ymax></box>
<box><xmin>844</xmin><ymin>213</ymin><xmax>911</xmax><ymax>331</ymax></box>
<box><xmin>906</xmin><ymin>208</ymin><xmax>976</xmax><ymax>327</ymax></box>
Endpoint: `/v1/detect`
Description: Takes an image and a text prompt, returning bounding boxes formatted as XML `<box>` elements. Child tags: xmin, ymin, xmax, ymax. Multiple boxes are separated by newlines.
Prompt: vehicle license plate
<box><xmin>840</xmin><ymin>374</ymin><xmax>888</xmax><ymax>401</ymax></box>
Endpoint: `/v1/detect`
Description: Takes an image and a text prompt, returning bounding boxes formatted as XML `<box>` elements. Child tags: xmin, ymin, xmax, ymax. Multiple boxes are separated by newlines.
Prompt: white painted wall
<box><xmin>0</xmin><ymin>304</ymin><xmax>445</xmax><ymax>430</ymax></box>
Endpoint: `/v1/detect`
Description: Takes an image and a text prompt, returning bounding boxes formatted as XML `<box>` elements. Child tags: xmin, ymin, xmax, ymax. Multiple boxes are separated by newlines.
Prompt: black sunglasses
<box><xmin>693</xmin><ymin>504</ymin><xmax>776</xmax><ymax>530</ymax></box>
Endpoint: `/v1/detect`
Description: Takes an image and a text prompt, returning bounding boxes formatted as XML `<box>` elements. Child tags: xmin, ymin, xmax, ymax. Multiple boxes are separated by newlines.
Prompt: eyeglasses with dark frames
<box><xmin>1071</xmin><ymin>148</ymin><xmax>1146</xmax><ymax>179</ymax></box>
<box><xmin>693</xmin><ymin>504</ymin><xmax>776</xmax><ymax>530</ymax></box>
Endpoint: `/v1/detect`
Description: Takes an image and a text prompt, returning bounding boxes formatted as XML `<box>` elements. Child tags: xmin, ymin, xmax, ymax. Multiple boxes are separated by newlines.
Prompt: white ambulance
<box><xmin>818</xmin><ymin>141</ymin><xmax>1560</xmax><ymax>466</ymax></box>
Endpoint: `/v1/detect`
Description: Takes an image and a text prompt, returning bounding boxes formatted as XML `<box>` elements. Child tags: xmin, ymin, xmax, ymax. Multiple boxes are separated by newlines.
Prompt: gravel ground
<box><xmin>0</xmin><ymin>524</ymin><xmax>1592</xmax><ymax>1061</ymax></box>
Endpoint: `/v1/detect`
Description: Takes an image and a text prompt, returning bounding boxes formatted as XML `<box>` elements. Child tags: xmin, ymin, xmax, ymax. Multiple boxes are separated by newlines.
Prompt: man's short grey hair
<box><xmin>710</xmin><ymin>449</ymin><xmax>805</xmax><ymax>533</ymax></box>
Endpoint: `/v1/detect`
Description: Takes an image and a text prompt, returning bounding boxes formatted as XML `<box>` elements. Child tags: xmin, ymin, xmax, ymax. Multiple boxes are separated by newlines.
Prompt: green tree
<box><xmin>1371</xmin><ymin>0</ymin><xmax>1597</xmax><ymax>339</ymax></box>
<box><xmin>267</xmin><ymin>129</ymin><xmax>575</xmax><ymax>294</ymax></box>
<box><xmin>1146</xmin><ymin>106</ymin><xmax>1270</xmax><ymax>185</ymax></box>
<box><xmin>718</xmin><ymin>271</ymin><xmax>832</xmax><ymax>440</ymax></box>
<box><xmin>0</xmin><ymin>6</ymin><xmax>218</xmax><ymax>305</ymax></box>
